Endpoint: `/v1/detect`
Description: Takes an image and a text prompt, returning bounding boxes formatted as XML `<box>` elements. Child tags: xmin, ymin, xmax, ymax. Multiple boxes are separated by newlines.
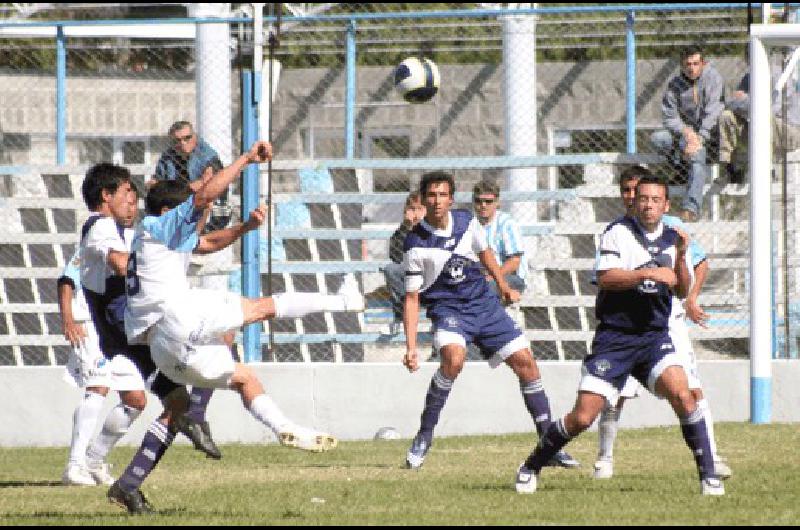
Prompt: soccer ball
<box><xmin>394</xmin><ymin>57</ymin><xmax>440</xmax><ymax>103</ymax></box>
<box><xmin>373</xmin><ymin>426</ymin><xmax>401</xmax><ymax>441</ymax></box>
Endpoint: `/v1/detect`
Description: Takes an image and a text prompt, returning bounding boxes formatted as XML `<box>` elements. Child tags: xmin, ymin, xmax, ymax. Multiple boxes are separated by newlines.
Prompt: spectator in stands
<box><xmin>651</xmin><ymin>45</ymin><xmax>726</xmax><ymax>222</ymax></box>
<box><xmin>472</xmin><ymin>179</ymin><xmax>527</xmax><ymax>299</ymax></box>
<box><xmin>718</xmin><ymin>71</ymin><xmax>800</xmax><ymax>184</ymax></box>
<box><xmin>151</xmin><ymin>120</ymin><xmax>231</xmax><ymax>232</ymax></box>
<box><xmin>384</xmin><ymin>192</ymin><xmax>426</xmax><ymax>329</ymax></box>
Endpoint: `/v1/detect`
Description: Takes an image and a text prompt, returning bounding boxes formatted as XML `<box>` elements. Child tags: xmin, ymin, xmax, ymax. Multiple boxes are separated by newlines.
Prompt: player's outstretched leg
<box><xmin>85</xmin><ymin>393</ymin><xmax>145</xmax><ymax>486</ymax></box>
<box><xmin>233</xmin><ymin>364</ymin><xmax>337</xmax><ymax>452</ymax></box>
<box><xmin>508</xmin><ymin>350</ymin><xmax>579</xmax><ymax>469</ymax></box>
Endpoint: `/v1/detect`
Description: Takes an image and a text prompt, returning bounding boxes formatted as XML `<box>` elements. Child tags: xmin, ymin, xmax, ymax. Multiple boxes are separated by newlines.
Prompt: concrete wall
<box><xmin>2</xmin><ymin>360</ymin><xmax>798</xmax><ymax>447</ymax></box>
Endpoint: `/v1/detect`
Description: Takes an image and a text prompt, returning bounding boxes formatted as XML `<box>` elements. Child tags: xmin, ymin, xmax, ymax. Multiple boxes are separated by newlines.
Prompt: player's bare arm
<box><xmin>672</xmin><ymin>226</ymin><xmax>691</xmax><ymax>299</ymax></box>
<box><xmin>479</xmin><ymin>248</ymin><xmax>520</xmax><ymax>304</ymax></box>
<box><xmin>598</xmin><ymin>267</ymin><xmax>677</xmax><ymax>290</ymax></box>
<box><xmin>107</xmin><ymin>249</ymin><xmax>130</xmax><ymax>277</ymax></box>
<box><xmin>195</xmin><ymin>203</ymin><xmax>267</xmax><ymax>255</ymax></box>
<box><xmin>402</xmin><ymin>290</ymin><xmax>421</xmax><ymax>373</ymax></box>
<box><xmin>686</xmin><ymin>259</ymin><xmax>710</xmax><ymax>327</ymax></box>
<box><xmin>194</xmin><ymin>140</ymin><xmax>272</xmax><ymax>210</ymax></box>
<box><xmin>57</xmin><ymin>281</ymin><xmax>86</xmax><ymax>347</ymax></box>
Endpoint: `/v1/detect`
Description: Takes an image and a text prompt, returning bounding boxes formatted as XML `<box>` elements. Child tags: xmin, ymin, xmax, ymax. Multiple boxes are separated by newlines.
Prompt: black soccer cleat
<box><xmin>108</xmin><ymin>481</ymin><xmax>155</xmax><ymax>515</ymax></box>
<box><xmin>545</xmin><ymin>450</ymin><xmax>581</xmax><ymax>469</ymax></box>
<box><xmin>170</xmin><ymin>415</ymin><xmax>222</xmax><ymax>460</ymax></box>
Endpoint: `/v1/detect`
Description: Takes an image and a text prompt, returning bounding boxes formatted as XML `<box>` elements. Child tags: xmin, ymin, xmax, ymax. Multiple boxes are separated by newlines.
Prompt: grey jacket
<box><xmin>727</xmin><ymin>72</ymin><xmax>800</xmax><ymax>127</ymax></box>
<box><xmin>662</xmin><ymin>63</ymin><xmax>726</xmax><ymax>141</ymax></box>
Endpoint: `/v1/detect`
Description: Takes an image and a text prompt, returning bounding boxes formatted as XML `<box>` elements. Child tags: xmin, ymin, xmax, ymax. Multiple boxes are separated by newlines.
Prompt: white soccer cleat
<box><xmin>338</xmin><ymin>276</ymin><xmax>365</xmax><ymax>312</ymax></box>
<box><xmin>714</xmin><ymin>458</ymin><xmax>732</xmax><ymax>480</ymax></box>
<box><xmin>87</xmin><ymin>461</ymin><xmax>115</xmax><ymax>486</ymax></box>
<box><xmin>279</xmin><ymin>425</ymin><xmax>338</xmax><ymax>453</ymax></box>
<box><xmin>515</xmin><ymin>464</ymin><xmax>538</xmax><ymax>494</ymax></box>
<box><xmin>701</xmin><ymin>476</ymin><xmax>725</xmax><ymax>496</ymax></box>
<box><xmin>62</xmin><ymin>463</ymin><xmax>97</xmax><ymax>486</ymax></box>
<box><xmin>592</xmin><ymin>459</ymin><xmax>614</xmax><ymax>479</ymax></box>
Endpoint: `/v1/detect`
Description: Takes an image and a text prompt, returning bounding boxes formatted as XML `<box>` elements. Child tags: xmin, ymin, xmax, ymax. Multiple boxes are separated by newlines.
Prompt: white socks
<box><xmin>68</xmin><ymin>391</ymin><xmax>105</xmax><ymax>466</ymax></box>
<box><xmin>597</xmin><ymin>403</ymin><xmax>620</xmax><ymax>462</ymax></box>
<box><xmin>86</xmin><ymin>403</ymin><xmax>141</xmax><ymax>466</ymax></box>
<box><xmin>248</xmin><ymin>394</ymin><xmax>291</xmax><ymax>436</ymax></box>
<box><xmin>273</xmin><ymin>292</ymin><xmax>347</xmax><ymax>318</ymax></box>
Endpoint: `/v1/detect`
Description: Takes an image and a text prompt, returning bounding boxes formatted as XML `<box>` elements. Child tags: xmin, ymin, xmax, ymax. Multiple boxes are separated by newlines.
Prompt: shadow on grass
<box><xmin>0</xmin><ymin>480</ymin><xmax>63</xmax><ymax>488</ymax></box>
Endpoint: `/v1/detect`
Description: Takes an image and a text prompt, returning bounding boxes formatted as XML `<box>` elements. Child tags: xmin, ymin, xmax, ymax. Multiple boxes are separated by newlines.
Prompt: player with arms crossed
<box><xmin>402</xmin><ymin>171</ymin><xmax>577</xmax><ymax>470</ymax></box>
<box><xmin>592</xmin><ymin>165</ymin><xmax>731</xmax><ymax>480</ymax></box>
<box><xmin>514</xmin><ymin>174</ymin><xmax>724</xmax><ymax>496</ymax></box>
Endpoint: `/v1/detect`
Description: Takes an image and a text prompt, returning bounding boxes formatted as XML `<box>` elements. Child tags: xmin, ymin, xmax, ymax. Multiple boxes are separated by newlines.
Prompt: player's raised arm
<box><xmin>195</xmin><ymin>203</ymin><xmax>267</xmax><ymax>255</ymax></box>
<box><xmin>194</xmin><ymin>140</ymin><xmax>272</xmax><ymax>210</ymax></box>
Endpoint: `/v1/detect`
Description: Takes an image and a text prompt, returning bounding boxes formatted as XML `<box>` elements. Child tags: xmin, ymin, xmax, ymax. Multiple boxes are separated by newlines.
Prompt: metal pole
<box><xmin>625</xmin><ymin>11</ymin><xmax>636</xmax><ymax>154</ymax></box>
<box><xmin>56</xmin><ymin>25</ymin><xmax>66</xmax><ymax>165</ymax></box>
<box><xmin>749</xmin><ymin>35</ymin><xmax>772</xmax><ymax>423</ymax></box>
<box><xmin>345</xmin><ymin>19</ymin><xmax>356</xmax><ymax>159</ymax></box>
<box><xmin>242</xmin><ymin>69</ymin><xmax>261</xmax><ymax>363</ymax></box>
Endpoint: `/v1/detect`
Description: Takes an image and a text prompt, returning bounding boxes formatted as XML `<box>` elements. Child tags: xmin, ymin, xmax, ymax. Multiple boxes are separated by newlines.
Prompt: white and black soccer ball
<box><xmin>373</xmin><ymin>426</ymin><xmax>401</xmax><ymax>441</ymax></box>
<box><xmin>394</xmin><ymin>57</ymin><xmax>440</xmax><ymax>103</ymax></box>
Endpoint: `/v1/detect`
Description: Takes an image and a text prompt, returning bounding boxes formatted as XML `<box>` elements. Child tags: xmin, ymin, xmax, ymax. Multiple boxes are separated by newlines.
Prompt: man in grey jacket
<box><xmin>651</xmin><ymin>46</ymin><xmax>726</xmax><ymax>222</ymax></box>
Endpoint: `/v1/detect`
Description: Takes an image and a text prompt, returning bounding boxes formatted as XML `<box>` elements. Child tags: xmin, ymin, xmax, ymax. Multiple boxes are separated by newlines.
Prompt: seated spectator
<box><xmin>719</xmin><ymin>70</ymin><xmax>800</xmax><ymax>183</ymax></box>
<box><xmin>383</xmin><ymin>192</ymin><xmax>426</xmax><ymax>328</ymax></box>
<box><xmin>651</xmin><ymin>45</ymin><xmax>725</xmax><ymax>222</ymax></box>
<box><xmin>151</xmin><ymin>120</ymin><xmax>230</xmax><ymax>232</ymax></box>
<box><xmin>472</xmin><ymin>179</ymin><xmax>527</xmax><ymax>298</ymax></box>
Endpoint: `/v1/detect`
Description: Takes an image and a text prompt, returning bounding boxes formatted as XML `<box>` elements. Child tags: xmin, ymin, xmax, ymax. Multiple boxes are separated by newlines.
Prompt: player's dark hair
<box><xmin>419</xmin><ymin>171</ymin><xmax>455</xmax><ymax>197</ymax></box>
<box><xmin>472</xmin><ymin>178</ymin><xmax>500</xmax><ymax>198</ymax></box>
<box><xmin>635</xmin><ymin>173</ymin><xmax>670</xmax><ymax>199</ymax></box>
<box><xmin>619</xmin><ymin>165</ymin><xmax>652</xmax><ymax>188</ymax></box>
<box><xmin>146</xmin><ymin>179</ymin><xmax>192</xmax><ymax>216</ymax></box>
<box><xmin>81</xmin><ymin>163</ymin><xmax>132</xmax><ymax>211</ymax></box>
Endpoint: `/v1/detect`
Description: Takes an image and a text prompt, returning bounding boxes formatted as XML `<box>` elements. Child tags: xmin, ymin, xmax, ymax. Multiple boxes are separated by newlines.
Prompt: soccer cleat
<box><xmin>592</xmin><ymin>459</ymin><xmax>614</xmax><ymax>479</ymax></box>
<box><xmin>170</xmin><ymin>415</ymin><xmax>222</xmax><ymax>460</ymax></box>
<box><xmin>405</xmin><ymin>431</ymin><xmax>432</xmax><ymax>470</ymax></box>
<box><xmin>87</xmin><ymin>461</ymin><xmax>115</xmax><ymax>486</ymax></box>
<box><xmin>714</xmin><ymin>458</ymin><xmax>732</xmax><ymax>480</ymax></box>
<box><xmin>108</xmin><ymin>481</ymin><xmax>155</xmax><ymax>515</ymax></box>
<box><xmin>338</xmin><ymin>276</ymin><xmax>365</xmax><ymax>312</ymax></box>
<box><xmin>701</xmin><ymin>476</ymin><xmax>725</xmax><ymax>496</ymax></box>
<box><xmin>62</xmin><ymin>463</ymin><xmax>97</xmax><ymax>486</ymax></box>
<box><xmin>515</xmin><ymin>464</ymin><xmax>538</xmax><ymax>494</ymax></box>
<box><xmin>278</xmin><ymin>424</ymin><xmax>338</xmax><ymax>453</ymax></box>
<box><xmin>546</xmin><ymin>450</ymin><xmax>580</xmax><ymax>469</ymax></box>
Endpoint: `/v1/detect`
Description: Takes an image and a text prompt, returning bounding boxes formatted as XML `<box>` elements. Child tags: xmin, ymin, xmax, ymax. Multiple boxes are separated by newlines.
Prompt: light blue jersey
<box><xmin>482</xmin><ymin>210</ymin><xmax>527</xmax><ymax>282</ymax></box>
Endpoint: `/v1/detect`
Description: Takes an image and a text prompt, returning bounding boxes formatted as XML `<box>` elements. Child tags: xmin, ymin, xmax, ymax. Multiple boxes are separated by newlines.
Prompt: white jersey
<box><xmin>662</xmin><ymin>214</ymin><xmax>707</xmax><ymax>324</ymax></box>
<box><xmin>59</xmin><ymin>247</ymin><xmax>91</xmax><ymax>322</ymax></box>
<box><xmin>124</xmin><ymin>196</ymin><xmax>200</xmax><ymax>343</ymax></box>
<box><xmin>79</xmin><ymin>214</ymin><xmax>133</xmax><ymax>295</ymax></box>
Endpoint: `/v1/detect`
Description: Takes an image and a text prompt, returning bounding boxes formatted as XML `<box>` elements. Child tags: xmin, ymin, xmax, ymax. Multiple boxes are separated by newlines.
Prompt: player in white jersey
<box><xmin>591</xmin><ymin>166</ymin><xmax>730</xmax><ymax>481</ymax></box>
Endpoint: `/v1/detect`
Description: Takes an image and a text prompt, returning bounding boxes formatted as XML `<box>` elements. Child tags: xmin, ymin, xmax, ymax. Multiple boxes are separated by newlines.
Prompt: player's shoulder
<box><xmin>404</xmin><ymin>222</ymin><xmax>431</xmax><ymax>252</ymax></box>
<box><xmin>81</xmin><ymin>214</ymin><xmax>118</xmax><ymax>239</ymax></box>
<box><xmin>601</xmin><ymin>215</ymin><xmax>632</xmax><ymax>237</ymax></box>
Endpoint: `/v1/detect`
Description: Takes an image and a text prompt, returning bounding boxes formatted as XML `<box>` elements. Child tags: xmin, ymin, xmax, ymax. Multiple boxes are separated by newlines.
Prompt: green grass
<box><xmin>0</xmin><ymin>423</ymin><xmax>798</xmax><ymax>525</ymax></box>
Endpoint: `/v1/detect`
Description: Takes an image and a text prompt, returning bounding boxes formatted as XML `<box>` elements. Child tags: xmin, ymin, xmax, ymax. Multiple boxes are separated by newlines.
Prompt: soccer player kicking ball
<box><xmin>401</xmin><ymin>172</ymin><xmax>577</xmax><ymax>470</ymax></box>
<box><xmin>514</xmin><ymin>174</ymin><xmax>724</xmax><ymax>496</ymax></box>
<box><xmin>112</xmin><ymin>140</ymin><xmax>363</xmax><ymax>513</ymax></box>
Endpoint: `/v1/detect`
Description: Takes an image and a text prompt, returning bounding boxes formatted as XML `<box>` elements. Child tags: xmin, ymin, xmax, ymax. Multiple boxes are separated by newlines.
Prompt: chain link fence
<box><xmin>0</xmin><ymin>3</ymin><xmax>795</xmax><ymax>365</ymax></box>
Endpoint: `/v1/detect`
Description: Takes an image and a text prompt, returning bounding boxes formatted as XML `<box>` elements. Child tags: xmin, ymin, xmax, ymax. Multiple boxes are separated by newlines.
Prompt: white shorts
<box><xmin>148</xmin><ymin>289</ymin><xmax>242</xmax><ymax>388</ymax></box>
<box><xmin>62</xmin><ymin>321</ymin><xmax>145</xmax><ymax>391</ymax></box>
<box><xmin>669</xmin><ymin>318</ymin><xmax>702</xmax><ymax>390</ymax></box>
<box><xmin>619</xmin><ymin>376</ymin><xmax>643</xmax><ymax>399</ymax></box>
<box><xmin>433</xmin><ymin>329</ymin><xmax>528</xmax><ymax>369</ymax></box>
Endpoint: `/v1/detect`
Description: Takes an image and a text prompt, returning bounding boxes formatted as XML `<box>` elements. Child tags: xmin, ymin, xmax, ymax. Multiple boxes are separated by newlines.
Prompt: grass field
<box><xmin>0</xmin><ymin>422</ymin><xmax>797</xmax><ymax>525</ymax></box>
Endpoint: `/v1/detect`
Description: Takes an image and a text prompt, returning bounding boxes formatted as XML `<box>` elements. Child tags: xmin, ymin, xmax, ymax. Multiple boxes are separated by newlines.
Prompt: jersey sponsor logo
<box><xmin>593</xmin><ymin>359</ymin><xmax>612</xmax><ymax>376</ymax></box>
<box><xmin>446</xmin><ymin>256</ymin><xmax>467</xmax><ymax>283</ymax></box>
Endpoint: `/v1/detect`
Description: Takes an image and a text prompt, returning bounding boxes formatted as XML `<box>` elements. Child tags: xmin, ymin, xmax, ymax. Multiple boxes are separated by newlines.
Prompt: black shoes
<box><xmin>108</xmin><ymin>481</ymin><xmax>154</xmax><ymax>515</ymax></box>
<box><xmin>170</xmin><ymin>415</ymin><xmax>222</xmax><ymax>460</ymax></box>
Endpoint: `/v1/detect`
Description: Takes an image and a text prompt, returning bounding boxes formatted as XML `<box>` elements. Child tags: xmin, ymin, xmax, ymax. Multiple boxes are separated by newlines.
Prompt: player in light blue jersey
<box><xmin>401</xmin><ymin>171</ymin><xmax>577</xmax><ymax>470</ymax></box>
<box><xmin>515</xmin><ymin>174</ymin><xmax>724</xmax><ymax>496</ymax></box>
<box><xmin>592</xmin><ymin>166</ymin><xmax>731</xmax><ymax>480</ymax></box>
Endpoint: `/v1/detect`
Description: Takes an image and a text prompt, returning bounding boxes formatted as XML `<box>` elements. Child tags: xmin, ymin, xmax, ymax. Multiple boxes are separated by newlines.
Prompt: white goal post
<box><xmin>749</xmin><ymin>23</ymin><xmax>800</xmax><ymax>423</ymax></box>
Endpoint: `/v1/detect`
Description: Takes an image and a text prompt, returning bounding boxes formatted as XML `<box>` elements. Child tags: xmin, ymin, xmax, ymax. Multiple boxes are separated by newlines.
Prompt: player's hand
<box><xmin>648</xmin><ymin>267</ymin><xmax>677</xmax><ymax>287</ymax></box>
<box><xmin>500</xmin><ymin>286</ymin><xmax>521</xmax><ymax>304</ymax></box>
<box><xmin>403</xmin><ymin>349</ymin><xmax>419</xmax><ymax>373</ymax></box>
<box><xmin>62</xmin><ymin>320</ymin><xmax>86</xmax><ymax>348</ymax></box>
<box><xmin>673</xmin><ymin>226</ymin><xmax>690</xmax><ymax>254</ymax></box>
<box><xmin>247</xmin><ymin>141</ymin><xmax>272</xmax><ymax>163</ymax></box>
<box><xmin>685</xmin><ymin>298</ymin><xmax>709</xmax><ymax>328</ymax></box>
<box><xmin>244</xmin><ymin>203</ymin><xmax>268</xmax><ymax>231</ymax></box>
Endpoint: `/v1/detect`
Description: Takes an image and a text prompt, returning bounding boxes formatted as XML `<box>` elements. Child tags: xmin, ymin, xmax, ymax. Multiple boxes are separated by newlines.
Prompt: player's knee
<box><xmin>671</xmin><ymin>388</ymin><xmax>696</xmax><ymax>417</ymax></box>
<box><xmin>120</xmin><ymin>390</ymin><xmax>147</xmax><ymax>411</ymax></box>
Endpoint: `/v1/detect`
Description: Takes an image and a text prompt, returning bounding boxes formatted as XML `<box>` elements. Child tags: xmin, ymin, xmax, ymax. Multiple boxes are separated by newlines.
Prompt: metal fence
<box><xmin>0</xmin><ymin>3</ymin><xmax>797</xmax><ymax>366</ymax></box>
